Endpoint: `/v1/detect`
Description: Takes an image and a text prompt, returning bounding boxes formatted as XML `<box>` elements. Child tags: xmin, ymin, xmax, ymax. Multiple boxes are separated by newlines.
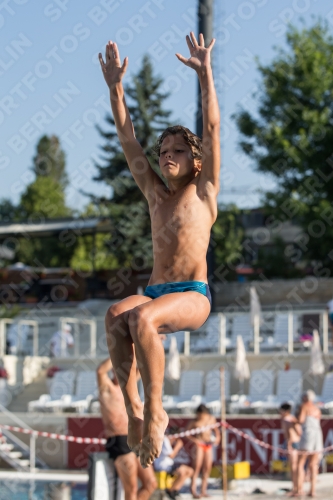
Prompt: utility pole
<box><xmin>196</xmin><ymin>0</ymin><xmax>214</xmax><ymax>138</ymax></box>
<box><xmin>197</xmin><ymin>0</ymin><xmax>216</xmax><ymax>311</ymax></box>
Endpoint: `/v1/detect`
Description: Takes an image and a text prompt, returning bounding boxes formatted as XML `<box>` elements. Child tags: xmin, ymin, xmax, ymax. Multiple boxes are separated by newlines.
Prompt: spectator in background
<box><xmin>296</xmin><ymin>391</ymin><xmax>323</xmax><ymax>498</ymax></box>
<box><xmin>279</xmin><ymin>403</ymin><xmax>302</xmax><ymax>497</ymax></box>
<box><xmin>154</xmin><ymin>432</ymin><xmax>193</xmax><ymax>500</ymax></box>
<box><xmin>50</xmin><ymin>324</ymin><xmax>74</xmax><ymax>357</ymax></box>
<box><xmin>97</xmin><ymin>358</ymin><xmax>157</xmax><ymax>500</ymax></box>
<box><xmin>187</xmin><ymin>404</ymin><xmax>220</xmax><ymax>499</ymax></box>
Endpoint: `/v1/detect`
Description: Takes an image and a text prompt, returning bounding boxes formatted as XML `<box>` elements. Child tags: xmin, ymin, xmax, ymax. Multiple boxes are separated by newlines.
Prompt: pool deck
<box><xmin>0</xmin><ymin>470</ymin><xmax>332</xmax><ymax>498</ymax></box>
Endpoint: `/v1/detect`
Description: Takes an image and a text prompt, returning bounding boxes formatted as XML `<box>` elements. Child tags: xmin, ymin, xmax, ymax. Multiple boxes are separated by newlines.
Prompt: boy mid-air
<box><xmin>98</xmin><ymin>32</ymin><xmax>220</xmax><ymax>469</ymax></box>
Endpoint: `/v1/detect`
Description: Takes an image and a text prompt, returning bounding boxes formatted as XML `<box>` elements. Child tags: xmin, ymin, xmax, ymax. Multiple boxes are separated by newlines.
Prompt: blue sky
<box><xmin>1</xmin><ymin>0</ymin><xmax>332</xmax><ymax>211</ymax></box>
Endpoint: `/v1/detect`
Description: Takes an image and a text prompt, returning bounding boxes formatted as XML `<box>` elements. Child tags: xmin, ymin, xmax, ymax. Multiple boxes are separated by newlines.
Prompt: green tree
<box><xmin>70</xmin><ymin>203</ymin><xmax>118</xmax><ymax>271</ymax></box>
<box><xmin>233</xmin><ymin>22</ymin><xmax>333</xmax><ymax>270</ymax></box>
<box><xmin>211</xmin><ymin>204</ymin><xmax>244</xmax><ymax>280</ymax></box>
<box><xmin>94</xmin><ymin>55</ymin><xmax>172</xmax><ymax>267</ymax></box>
<box><xmin>16</xmin><ymin>136</ymin><xmax>74</xmax><ymax>267</ymax></box>
<box><xmin>0</xmin><ymin>198</ymin><xmax>16</xmax><ymax>222</ymax></box>
<box><xmin>32</xmin><ymin>135</ymin><xmax>68</xmax><ymax>187</ymax></box>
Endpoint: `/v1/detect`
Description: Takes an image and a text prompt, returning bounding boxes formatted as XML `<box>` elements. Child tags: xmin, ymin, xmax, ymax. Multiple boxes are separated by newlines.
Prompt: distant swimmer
<box><xmin>187</xmin><ymin>404</ymin><xmax>220</xmax><ymax>498</ymax></box>
<box><xmin>97</xmin><ymin>358</ymin><xmax>157</xmax><ymax>500</ymax></box>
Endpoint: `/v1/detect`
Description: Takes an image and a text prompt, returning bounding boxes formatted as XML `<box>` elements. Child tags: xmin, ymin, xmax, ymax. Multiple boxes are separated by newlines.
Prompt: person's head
<box><xmin>301</xmin><ymin>390</ymin><xmax>316</xmax><ymax>403</ymax></box>
<box><xmin>166</xmin><ymin>425</ymin><xmax>180</xmax><ymax>441</ymax></box>
<box><xmin>196</xmin><ymin>403</ymin><xmax>210</xmax><ymax>415</ymax></box>
<box><xmin>154</xmin><ymin>125</ymin><xmax>202</xmax><ymax>183</ymax></box>
<box><xmin>63</xmin><ymin>324</ymin><xmax>72</xmax><ymax>334</ymax></box>
<box><xmin>279</xmin><ymin>402</ymin><xmax>292</xmax><ymax>416</ymax></box>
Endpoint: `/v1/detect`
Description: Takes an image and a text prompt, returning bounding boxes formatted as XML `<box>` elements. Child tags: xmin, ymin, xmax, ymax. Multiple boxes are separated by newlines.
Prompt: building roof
<box><xmin>0</xmin><ymin>218</ymin><xmax>112</xmax><ymax>239</ymax></box>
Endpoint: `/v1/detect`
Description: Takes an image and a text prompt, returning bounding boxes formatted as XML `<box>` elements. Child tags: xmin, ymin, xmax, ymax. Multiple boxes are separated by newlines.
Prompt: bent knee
<box><xmin>144</xmin><ymin>477</ymin><xmax>158</xmax><ymax>492</ymax></box>
<box><xmin>128</xmin><ymin>306</ymin><xmax>153</xmax><ymax>333</ymax></box>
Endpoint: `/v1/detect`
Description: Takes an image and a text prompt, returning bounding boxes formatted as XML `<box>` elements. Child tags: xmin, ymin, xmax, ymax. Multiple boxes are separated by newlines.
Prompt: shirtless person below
<box><xmin>279</xmin><ymin>403</ymin><xmax>302</xmax><ymax>497</ymax></box>
<box><xmin>97</xmin><ymin>359</ymin><xmax>157</xmax><ymax>500</ymax></box>
<box><xmin>187</xmin><ymin>404</ymin><xmax>220</xmax><ymax>498</ymax></box>
<box><xmin>99</xmin><ymin>32</ymin><xmax>220</xmax><ymax>468</ymax></box>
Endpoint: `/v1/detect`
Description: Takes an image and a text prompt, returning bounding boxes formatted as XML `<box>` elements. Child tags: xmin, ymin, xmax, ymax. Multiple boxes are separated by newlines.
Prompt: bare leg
<box><xmin>297</xmin><ymin>454</ymin><xmax>307</xmax><ymax>496</ymax></box>
<box><xmin>136</xmin><ymin>457</ymin><xmax>158</xmax><ymax>500</ymax></box>
<box><xmin>114</xmin><ymin>452</ymin><xmax>138</xmax><ymax>500</ymax></box>
<box><xmin>191</xmin><ymin>445</ymin><xmax>204</xmax><ymax>498</ymax></box>
<box><xmin>128</xmin><ymin>292</ymin><xmax>210</xmax><ymax>468</ymax></box>
<box><xmin>105</xmin><ymin>296</ymin><xmax>152</xmax><ymax>452</ymax></box>
<box><xmin>128</xmin><ymin>305</ymin><xmax>168</xmax><ymax>468</ymax></box>
<box><xmin>171</xmin><ymin>465</ymin><xmax>193</xmax><ymax>491</ymax></box>
<box><xmin>308</xmin><ymin>453</ymin><xmax>318</xmax><ymax>497</ymax></box>
<box><xmin>201</xmin><ymin>449</ymin><xmax>213</xmax><ymax>497</ymax></box>
<box><xmin>289</xmin><ymin>449</ymin><xmax>298</xmax><ymax>495</ymax></box>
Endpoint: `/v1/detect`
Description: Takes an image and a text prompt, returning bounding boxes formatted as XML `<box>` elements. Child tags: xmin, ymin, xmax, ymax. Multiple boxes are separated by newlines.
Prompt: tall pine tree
<box><xmin>94</xmin><ymin>55</ymin><xmax>172</xmax><ymax>267</ymax></box>
<box><xmin>32</xmin><ymin>135</ymin><xmax>68</xmax><ymax>188</ymax></box>
<box><xmin>16</xmin><ymin>135</ymin><xmax>74</xmax><ymax>267</ymax></box>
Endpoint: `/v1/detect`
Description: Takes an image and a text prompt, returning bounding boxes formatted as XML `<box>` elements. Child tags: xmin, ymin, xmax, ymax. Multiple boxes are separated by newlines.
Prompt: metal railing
<box><xmin>0</xmin><ymin>308</ymin><xmax>330</xmax><ymax>358</ymax></box>
<box><xmin>0</xmin><ymin>319</ymin><xmax>39</xmax><ymax>357</ymax></box>
<box><xmin>0</xmin><ymin>402</ymin><xmax>48</xmax><ymax>471</ymax></box>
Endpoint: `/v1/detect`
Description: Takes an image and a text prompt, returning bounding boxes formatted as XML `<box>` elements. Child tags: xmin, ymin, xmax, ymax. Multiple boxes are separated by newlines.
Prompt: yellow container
<box><xmin>227</xmin><ymin>461</ymin><xmax>250</xmax><ymax>480</ymax></box>
<box><xmin>210</xmin><ymin>463</ymin><xmax>250</xmax><ymax>480</ymax></box>
<box><xmin>154</xmin><ymin>471</ymin><xmax>174</xmax><ymax>489</ymax></box>
<box><xmin>325</xmin><ymin>454</ymin><xmax>333</xmax><ymax>465</ymax></box>
<box><xmin>270</xmin><ymin>460</ymin><xmax>290</xmax><ymax>473</ymax></box>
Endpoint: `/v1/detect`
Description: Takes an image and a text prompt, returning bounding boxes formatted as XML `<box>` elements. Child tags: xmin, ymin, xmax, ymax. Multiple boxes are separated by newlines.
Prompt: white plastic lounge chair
<box><xmin>253</xmin><ymin>369</ymin><xmax>303</xmax><ymax>412</ymax></box>
<box><xmin>191</xmin><ymin>316</ymin><xmax>230</xmax><ymax>353</ymax></box>
<box><xmin>46</xmin><ymin>370</ymin><xmax>98</xmax><ymax>413</ymax></box>
<box><xmin>28</xmin><ymin>370</ymin><xmax>75</xmax><ymax>412</ymax></box>
<box><xmin>261</xmin><ymin>314</ymin><xmax>297</xmax><ymax>351</ymax></box>
<box><xmin>162</xmin><ymin>370</ymin><xmax>204</xmax><ymax>412</ymax></box>
<box><xmin>229</xmin><ymin>369</ymin><xmax>274</xmax><ymax>413</ymax></box>
<box><xmin>177</xmin><ymin>369</ymin><xmax>230</xmax><ymax>414</ymax></box>
<box><xmin>230</xmin><ymin>315</ymin><xmax>253</xmax><ymax>350</ymax></box>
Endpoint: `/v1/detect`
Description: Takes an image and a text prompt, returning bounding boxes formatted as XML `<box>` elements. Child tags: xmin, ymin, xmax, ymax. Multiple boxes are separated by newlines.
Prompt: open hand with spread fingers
<box><xmin>99</xmin><ymin>41</ymin><xmax>128</xmax><ymax>88</ymax></box>
<box><xmin>176</xmin><ymin>32</ymin><xmax>215</xmax><ymax>74</ymax></box>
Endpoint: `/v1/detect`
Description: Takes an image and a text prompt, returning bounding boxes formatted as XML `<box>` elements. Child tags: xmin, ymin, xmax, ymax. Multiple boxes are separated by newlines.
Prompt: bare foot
<box><xmin>191</xmin><ymin>493</ymin><xmax>201</xmax><ymax>499</ymax></box>
<box><xmin>201</xmin><ymin>493</ymin><xmax>211</xmax><ymax>498</ymax></box>
<box><xmin>139</xmin><ymin>408</ymin><xmax>168</xmax><ymax>468</ymax></box>
<box><xmin>127</xmin><ymin>415</ymin><xmax>143</xmax><ymax>455</ymax></box>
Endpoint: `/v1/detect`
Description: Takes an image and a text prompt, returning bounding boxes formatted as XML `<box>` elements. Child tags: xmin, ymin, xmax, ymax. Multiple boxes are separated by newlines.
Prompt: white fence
<box><xmin>0</xmin><ymin>308</ymin><xmax>331</xmax><ymax>358</ymax></box>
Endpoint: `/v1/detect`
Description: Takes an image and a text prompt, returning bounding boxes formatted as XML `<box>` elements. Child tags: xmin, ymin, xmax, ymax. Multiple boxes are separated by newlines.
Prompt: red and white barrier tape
<box><xmin>1</xmin><ymin>421</ymin><xmax>332</xmax><ymax>456</ymax></box>
<box><xmin>171</xmin><ymin>421</ymin><xmax>333</xmax><ymax>456</ymax></box>
<box><xmin>0</xmin><ymin>424</ymin><xmax>106</xmax><ymax>445</ymax></box>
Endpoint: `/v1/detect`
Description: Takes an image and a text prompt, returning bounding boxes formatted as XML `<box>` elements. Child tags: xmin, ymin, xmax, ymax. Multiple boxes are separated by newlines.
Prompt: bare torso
<box><xmin>99</xmin><ymin>383</ymin><xmax>129</xmax><ymax>438</ymax></box>
<box><xmin>149</xmin><ymin>179</ymin><xmax>216</xmax><ymax>284</ymax></box>
<box><xmin>189</xmin><ymin>414</ymin><xmax>216</xmax><ymax>442</ymax></box>
<box><xmin>281</xmin><ymin>415</ymin><xmax>301</xmax><ymax>444</ymax></box>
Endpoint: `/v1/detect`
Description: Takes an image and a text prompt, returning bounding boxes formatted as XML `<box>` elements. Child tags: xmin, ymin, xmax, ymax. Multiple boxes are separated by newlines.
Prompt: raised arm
<box><xmin>176</xmin><ymin>32</ymin><xmax>220</xmax><ymax>195</ymax></box>
<box><xmin>98</xmin><ymin>41</ymin><xmax>162</xmax><ymax>199</ymax></box>
<box><xmin>97</xmin><ymin>358</ymin><xmax>114</xmax><ymax>391</ymax></box>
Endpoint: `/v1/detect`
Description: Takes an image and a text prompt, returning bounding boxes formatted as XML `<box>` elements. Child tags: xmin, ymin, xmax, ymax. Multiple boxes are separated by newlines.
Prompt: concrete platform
<box><xmin>178</xmin><ymin>474</ymin><xmax>333</xmax><ymax>499</ymax></box>
<box><xmin>0</xmin><ymin>468</ymin><xmax>88</xmax><ymax>482</ymax></box>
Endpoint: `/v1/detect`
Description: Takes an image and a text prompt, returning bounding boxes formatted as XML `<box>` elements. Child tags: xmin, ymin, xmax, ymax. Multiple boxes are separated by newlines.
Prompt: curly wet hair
<box><xmin>153</xmin><ymin>125</ymin><xmax>202</xmax><ymax>160</ymax></box>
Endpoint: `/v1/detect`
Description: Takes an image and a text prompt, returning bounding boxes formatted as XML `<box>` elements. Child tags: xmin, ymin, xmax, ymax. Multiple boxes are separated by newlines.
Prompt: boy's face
<box><xmin>159</xmin><ymin>133</ymin><xmax>200</xmax><ymax>181</ymax></box>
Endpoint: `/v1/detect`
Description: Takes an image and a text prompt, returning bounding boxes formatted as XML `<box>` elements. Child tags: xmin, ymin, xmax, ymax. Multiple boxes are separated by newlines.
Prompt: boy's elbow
<box><xmin>208</xmin><ymin>120</ymin><xmax>220</xmax><ymax>134</ymax></box>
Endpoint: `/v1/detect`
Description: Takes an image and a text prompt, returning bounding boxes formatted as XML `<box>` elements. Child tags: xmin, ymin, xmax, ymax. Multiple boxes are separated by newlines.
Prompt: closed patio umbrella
<box><xmin>165</xmin><ymin>335</ymin><xmax>180</xmax><ymax>381</ymax></box>
<box><xmin>310</xmin><ymin>329</ymin><xmax>325</xmax><ymax>393</ymax></box>
<box><xmin>234</xmin><ymin>335</ymin><xmax>250</xmax><ymax>394</ymax></box>
<box><xmin>250</xmin><ymin>286</ymin><xmax>262</xmax><ymax>353</ymax></box>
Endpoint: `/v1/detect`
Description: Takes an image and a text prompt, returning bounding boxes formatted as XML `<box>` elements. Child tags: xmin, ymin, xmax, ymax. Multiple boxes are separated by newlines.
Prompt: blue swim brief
<box><xmin>144</xmin><ymin>280</ymin><xmax>212</xmax><ymax>308</ymax></box>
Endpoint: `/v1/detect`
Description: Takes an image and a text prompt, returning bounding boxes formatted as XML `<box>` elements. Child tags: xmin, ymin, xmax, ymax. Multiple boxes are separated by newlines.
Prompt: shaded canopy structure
<box><xmin>0</xmin><ymin>217</ymin><xmax>113</xmax><ymax>271</ymax></box>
